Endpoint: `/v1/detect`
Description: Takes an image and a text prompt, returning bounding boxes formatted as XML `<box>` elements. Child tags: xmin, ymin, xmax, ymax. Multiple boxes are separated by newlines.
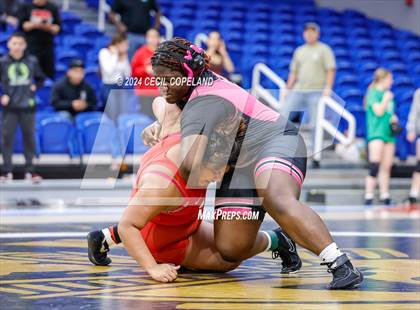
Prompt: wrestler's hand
<box><xmin>142</xmin><ymin>121</ymin><xmax>161</xmax><ymax>147</ymax></box>
<box><xmin>147</xmin><ymin>264</ymin><xmax>180</xmax><ymax>282</ymax></box>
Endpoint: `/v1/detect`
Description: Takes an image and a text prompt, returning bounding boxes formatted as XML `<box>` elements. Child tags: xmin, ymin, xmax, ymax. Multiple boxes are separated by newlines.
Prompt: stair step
<box><xmin>66</xmin><ymin>0</ymin><xmax>116</xmax><ymax>37</ymax></box>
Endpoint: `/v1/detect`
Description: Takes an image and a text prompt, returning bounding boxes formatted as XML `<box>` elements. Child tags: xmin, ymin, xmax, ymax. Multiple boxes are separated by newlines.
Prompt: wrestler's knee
<box><xmin>265</xmin><ymin>193</ymin><xmax>300</xmax><ymax>215</ymax></box>
<box><xmin>215</xmin><ymin>237</ymin><xmax>254</xmax><ymax>262</ymax></box>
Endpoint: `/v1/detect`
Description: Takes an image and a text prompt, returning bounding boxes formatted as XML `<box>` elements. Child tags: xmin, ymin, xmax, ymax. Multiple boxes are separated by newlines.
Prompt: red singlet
<box><xmin>131</xmin><ymin>133</ymin><xmax>205</xmax><ymax>264</ymax></box>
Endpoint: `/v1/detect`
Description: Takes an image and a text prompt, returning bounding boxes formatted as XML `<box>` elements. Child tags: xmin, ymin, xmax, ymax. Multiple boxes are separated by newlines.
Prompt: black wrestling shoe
<box><xmin>408</xmin><ymin>196</ymin><xmax>418</xmax><ymax>204</ymax></box>
<box><xmin>364</xmin><ymin>198</ymin><xmax>373</xmax><ymax>206</ymax></box>
<box><xmin>87</xmin><ymin>230</ymin><xmax>112</xmax><ymax>266</ymax></box>
<box><xmin>272</xmin><ymin>228</ymin><xmax>302</xmax><ymax>273</ymax></box>
<box><xmin>321</xmin><ymin>253</ymin><xmax>363</xmax><ymax>289</ymax></box>
<box><xmin>379</xmin><ymin>198</ymin><xmax>393</xmax><ymax>206</ymax></box>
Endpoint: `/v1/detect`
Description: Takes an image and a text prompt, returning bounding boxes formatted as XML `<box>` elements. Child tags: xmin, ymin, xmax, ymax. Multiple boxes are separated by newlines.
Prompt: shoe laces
<box><xmin>320</xmin><ymin>263</ymin><xmax>334</xmax><ymax>274</ymax></box>
<box><xmin>321</xmin><ymin>260</ymin><xmax>347</xmax><ymax>276</ymax></box>
<box><xmin>100</xmin><ymin>240</ymin><xmax>110</xmax><ymax>254</ymax></box>
<box><xmin>272</xmin><ymin>250</ymin><xmax>280</xmax><ymax>260</ymax></box>
<box><xmin>272</xmin><ymin>249</ymin><xmax>293</xmax><ymax>265</ymax></box>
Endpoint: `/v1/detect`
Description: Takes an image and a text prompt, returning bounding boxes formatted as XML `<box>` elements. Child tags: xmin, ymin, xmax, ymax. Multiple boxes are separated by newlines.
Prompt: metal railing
<box><xmin>194</xmin><ymin>33</ymin><xmax>208</xmax><ymax>48</ymax></box>
<box><xmin>98</xmin><ymin>0</ymin><xmax>109</xmax><ymax>32</ymax></box>
<box><xmin>61</xmin><ymin>0</ymin><xmax>70</xmax><ymax>11</ymax></box>
<box><xmin>251</xmin><ymin>63</ymin><xmax>286</xmax><ymax>111</ymax></box>
<box><xmin>250</xmin><ymin>62</ymin><xmax>355</xmax><ymax>161</ymax></box>
<box><xmin>313</xmin><ymin>96</ymin><xmax>356</xmax><ymax>161</ymax></box>
<box><xmin>160</xmin><ymin>15</ymin><xmax>173</xmax><ymax>41</ymax></box>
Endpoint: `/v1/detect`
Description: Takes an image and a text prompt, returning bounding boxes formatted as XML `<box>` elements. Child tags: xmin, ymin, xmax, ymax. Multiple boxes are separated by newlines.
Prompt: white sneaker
<box><xmin>0</xmin><ymin>172</ymin><xmax>13</xmax><ymax>183</ymax></box>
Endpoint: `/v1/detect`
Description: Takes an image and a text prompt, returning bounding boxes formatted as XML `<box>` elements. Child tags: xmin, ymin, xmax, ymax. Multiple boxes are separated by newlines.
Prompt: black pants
<box><xmin>1</xmin><ymin>110</ymin><xmax>36</xmax><ymax>173</ymax></box>
<box><xmin>29</xmin><ymin>46</ymin><xmax>55</xmax><ymax>79</ymax></box>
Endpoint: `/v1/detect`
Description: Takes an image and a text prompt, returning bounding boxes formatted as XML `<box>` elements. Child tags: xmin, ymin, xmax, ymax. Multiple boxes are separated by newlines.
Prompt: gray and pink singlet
<box><xmin>181</xmin><ymin>73</ymin><xmax>307</xmax><ymax>217</ymax></box>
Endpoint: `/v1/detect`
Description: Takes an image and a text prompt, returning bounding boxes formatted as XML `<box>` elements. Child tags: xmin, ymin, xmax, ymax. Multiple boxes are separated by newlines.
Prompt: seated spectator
<box><xmin>0</xmin><ymin>32</ymin><xmax>44</xmax><ymax>183</ymax></box>
<box><xmin>131</xmin><ymin>28</ymin><xmax>160</xmax><ymax>118</ymax></box>
<box><xmin>18</xmin><ymin>0</ymin><xmax>61</xmax><ymax>79</ymax></box>
<box><xmin>51</xmin><ymin>59</ymin><xmax>96</xmax><ymax>118</ymax></box>
<box><xmin>364</xmin><ymin>68</ymin><xmax>398</xmax><ymax>206</ymax></box>
<box><xmin>99</xmin><ymin>33</ymin><xmax>131</xmax><ymax>123</ymax></box>
<box><xmin>406</xmin><ymin>88</ymin><xmax>420</xmax><ymax>205</ymax></box>
<box><xmin>206</xmin><ymin>31</ymin><xmax>235</xmax><ymax>78</ymax></box>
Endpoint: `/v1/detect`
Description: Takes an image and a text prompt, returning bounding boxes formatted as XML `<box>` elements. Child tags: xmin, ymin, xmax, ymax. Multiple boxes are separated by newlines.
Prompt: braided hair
<box><xmin>151</xmin><ymin>37</ymin><xmax>211</xmax><ymax>77</ymax></box>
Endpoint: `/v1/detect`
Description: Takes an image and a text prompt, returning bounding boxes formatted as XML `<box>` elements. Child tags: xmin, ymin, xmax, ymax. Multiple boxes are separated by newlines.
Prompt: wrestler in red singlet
<box><xmin>129</xmin><ymin>132</ymin><xmax>206</xmax><ymax>265</ymax></box>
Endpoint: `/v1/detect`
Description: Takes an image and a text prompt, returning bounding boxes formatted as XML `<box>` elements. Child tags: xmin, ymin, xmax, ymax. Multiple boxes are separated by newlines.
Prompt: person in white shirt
<box><xmin>99</xmin><ymin>33</ymin><xmax>131</xmax><ymax>122</ymax></box>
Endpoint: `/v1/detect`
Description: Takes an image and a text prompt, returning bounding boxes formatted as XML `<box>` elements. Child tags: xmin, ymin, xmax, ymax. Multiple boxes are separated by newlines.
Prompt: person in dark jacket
<box><xmin>51</xmin><ymin>59</ymin><xmax>97</xmax><ymax>118</ymax></box>
<box><xmin>0</xmin><ymin>32</ymin><xmax>44</xmax><ymax>182</ymax></box>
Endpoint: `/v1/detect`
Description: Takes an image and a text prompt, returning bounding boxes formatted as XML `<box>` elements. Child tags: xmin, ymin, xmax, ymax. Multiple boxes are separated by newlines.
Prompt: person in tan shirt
<box><xmin>283</xmin><ymin>23</ymin><xmax>336</xmax><ymax>166</ymax></box>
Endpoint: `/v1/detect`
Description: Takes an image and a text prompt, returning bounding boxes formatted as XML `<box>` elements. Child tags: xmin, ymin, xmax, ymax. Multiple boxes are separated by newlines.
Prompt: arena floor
<box><xmin>1</xmin><ymin>201</ymin><xmax>419</xmax><ymax>309</ymax></box>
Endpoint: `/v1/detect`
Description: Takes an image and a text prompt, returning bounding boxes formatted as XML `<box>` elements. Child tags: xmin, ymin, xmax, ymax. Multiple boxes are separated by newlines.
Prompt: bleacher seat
<box><xmin>37</xmin><ymin>117</ymin><xmax>77</xmax><ymax>157</ymax></box>
<box><xmin>118</xmin><ymin>114</ymin><xmax>153</xmax><ymax>154</ymax></box>
<box><xmin>74</xmin><ymin>24</ymin><xmax>103</xmax><ymax>39</ymax></box>
<box><xmin>0</xmin><ymin>33</ymin><xmax>8</xmax><ymax>49</ymax></box>
<box><xmin>336</xmin><ymin>75</ymin><xmax>360</xmax><ymax>88</ymax></box>
<box><xmin>35</xmin><ymin>79</ymin><xmax>54</xmax><ymax>109</ymax></box>
<box><xmin>0</xmin><ymin>46</ymin><xmax>6</xmax><ymax>56</ymax></box>
<box><xmin>64</xmin><ymin>37</ymin><xmax>95</xmax><ymax>57</ymax></box>
<box><xmin>75</xmin><ymin>112</ymin><xmax>102</xmax><ymax>129</ymax></box>
<box><xmin>347</xmin><ymin>106</ymin><xmax>366</xmax><ymax>137</ymax></box>
<box><xmin>340</xmin><ymin>89</ymin><xmax>364</xmax><ymax>108</ymax></box>
<box><xmin>84</xmin><ymin>66</ymin><xmax>101</xmax><ymax>90</ymax></box>
<box><xmin>56</xmin><ymin>49</ymin><xmax>81</xmax><ymax>66</ymax></box>
<box><xmin>55</xmin><ymin>63</ymin><xmax>67</xmax><ymax>80</ymax></box>
<box><xmin>76</xmin><ymin>113</ymin><xmax>118</xmax><ymax>155</ymax></box>
<box><xmin>61</xmin><ymin>11</ymin><xmax>82</xmax><ymax>34</ymax></box>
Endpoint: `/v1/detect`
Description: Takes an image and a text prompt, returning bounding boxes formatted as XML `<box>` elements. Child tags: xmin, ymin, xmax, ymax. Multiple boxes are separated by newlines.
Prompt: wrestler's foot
<box><xmin>321</xmin><ymin>253</ymin><xmax>363</xmax><ymax>289</ymax></box>
<box><xmin>87</xmin><ymin>230</ymin><xmax>112</xmax><ymax>266</ymax></box>
<box><xmin>272</xmin><ymin>228</ymin><xmax>302</xmax><ymax>274</ymax></box>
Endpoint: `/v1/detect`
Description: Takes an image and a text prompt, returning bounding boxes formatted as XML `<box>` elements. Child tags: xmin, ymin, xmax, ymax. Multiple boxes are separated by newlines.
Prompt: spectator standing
<box><xmin>99</xmin><ymin>33</ymin><xmax>131</xmax><ymax>123</ymax></box>
<box><xmin>364</xmin><ymin>68</ymin><xmax>398</xmax><ymax>205</ymax></box>
<box><xmin>51</xmin><ymin>59</ymin><xmax>96</xmax><ymax>118</ymax></box>
<box><xmin>0</xmin><ymin>33</ymin><xmax>44</xmax><ymax>182</ymax></box>
<box><xmin>283</xmin><ymin>22</ymin><xmax>336</xmax><ymax>167</ymax></box>
<box><xmin>18</xmin><ymin>0</ymin><xmax>60</xmax><ymax>79</ymax></box>
<box><xmin>131</xmin><ymin>28</ymin><xmax>160</xmax><ymax>118</ymax></box>
<box><xmin>406</xmin><ymin>88</ymin><xmax>420</xmax><ymax>205</ymax></box>
<box><xmin>108</xmin><ymin>0</ymin><xmax>160</xmax><ymax>60</ymax></box>
<box><xmin>206</xmin><ymin>31</ymin><xmax>235</xmax><ymax>77</ymax></box>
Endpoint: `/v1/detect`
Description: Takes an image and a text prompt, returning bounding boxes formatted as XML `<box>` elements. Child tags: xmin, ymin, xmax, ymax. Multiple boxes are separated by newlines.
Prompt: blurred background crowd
<box><xmin>0</xmin><ymin>0</ymin><xmax>419</xmax><ymax>205</ymax></box>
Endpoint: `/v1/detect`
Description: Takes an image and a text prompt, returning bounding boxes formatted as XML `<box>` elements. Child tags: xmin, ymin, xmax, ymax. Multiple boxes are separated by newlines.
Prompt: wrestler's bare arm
<box><xmin>118</xmin><ymin>167</ymin><xmax>183</xmax><ymax>282</ymax></box>
<box><xmin>142</xmin><ymin>97</ymin><xmax>181</xmax><ymax>146</ymax></box>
